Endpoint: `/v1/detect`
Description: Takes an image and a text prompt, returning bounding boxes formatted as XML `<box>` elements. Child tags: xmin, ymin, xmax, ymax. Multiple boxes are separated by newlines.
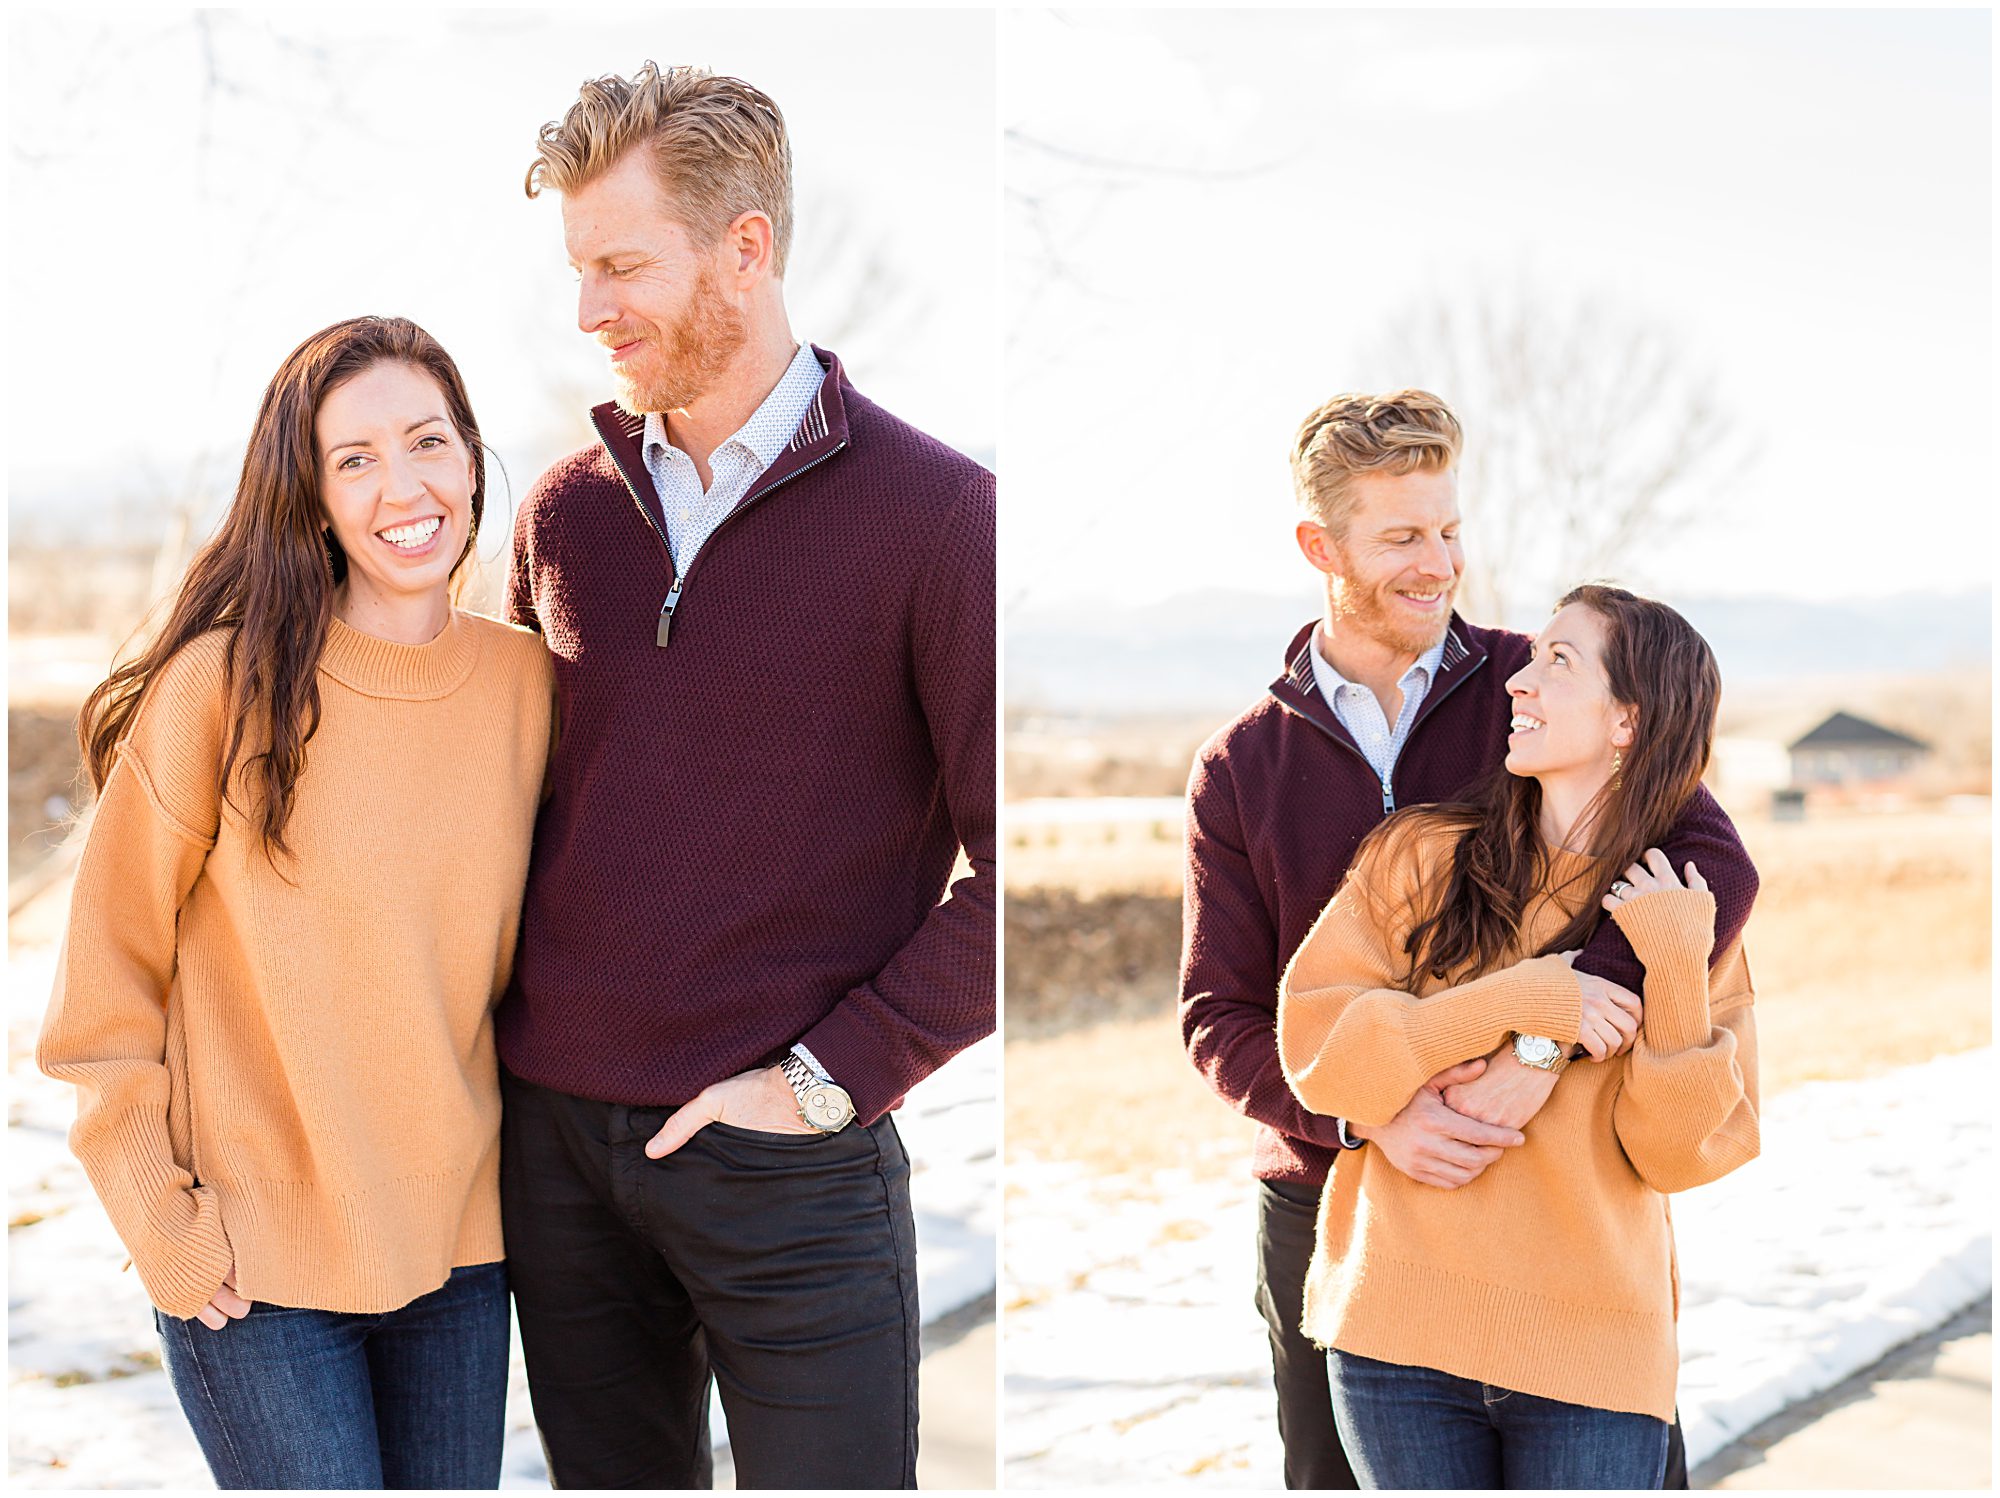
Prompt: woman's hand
<box><xmin>1602</xmin><ymin>848</ymin><xmax>1707</xmax><ymax>913</ymax></box>
<box><xmin>195</xmin><ymin>1272</ymin><xmax>251</xmax><ymax>1331</ymax></box>
<box><xmin>1575</xmin><ymin>973</ymin><xmax>1643</xmax><ymax>1059</ymax></box>
<box><xmin>1557</xmin><ymin>950</ymin><xmax>1643</xmax><ymax>1060</ymax></box>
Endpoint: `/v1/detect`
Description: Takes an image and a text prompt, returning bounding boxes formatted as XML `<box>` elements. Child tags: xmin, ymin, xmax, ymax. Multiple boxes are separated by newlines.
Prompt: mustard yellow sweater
<box><xmin>1278</xmin><ymin>821</ymin><xmax>1759</xmax><ymax>1422</ymax></box>
<box><xmin>38</xmin><ymin>610</ymin><xmax>553</xmax><ymax>1318</ymax></box>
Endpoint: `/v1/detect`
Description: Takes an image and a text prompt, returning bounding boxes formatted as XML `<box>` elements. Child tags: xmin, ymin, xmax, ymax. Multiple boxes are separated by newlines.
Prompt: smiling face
<box><xmin>562</xmin><ymin>149</ymin><xmax>748</xmax><ymax>415</ymax></box>
<box><xmin>314</xmin><ymin>360</ymin><xmax>475</xmax><ymax>617</ymax></box>
<box><xmin>1503</xmin><ymin>602</ymin><xmax>1637</xmax><ymax>784</ymax></box>
<box><xmin>1312</xmin><ymin>467</ymin><xmax>1463</xmax><ymax>657</ymax></box>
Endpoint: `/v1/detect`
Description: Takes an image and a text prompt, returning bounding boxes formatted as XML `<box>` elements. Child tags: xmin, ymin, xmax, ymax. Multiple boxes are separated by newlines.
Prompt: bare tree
<box><xmin>15</xmin><ymin>12</ymin><xmax>386</xmax><ymax>629</ymax></box>
<box><xmin>1365</xmin><ymin>284</ymin><xmax>1758</xmax><ymax>625</ymax></box>
<box><xmin>1006</xmin><ymin>127</ymin><xmax>1292</xmax><ymax>361</ymax></box>
<box><xmin>1002</xmin><ymin>123</ymin><xmax>1293</xmax><ymax>613</ymax></box>
<box><xmin>790</xmin><ymin>194</ymin><xmax>933</xmax><ymax>381</ymax></box>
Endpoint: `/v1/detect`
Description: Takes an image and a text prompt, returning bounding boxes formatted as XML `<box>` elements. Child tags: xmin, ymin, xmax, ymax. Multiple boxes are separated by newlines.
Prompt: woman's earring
<box><xmin>1611</xmin><ymin>746</ymin><xmax>1624</xmax><ymax>787</ymax></box>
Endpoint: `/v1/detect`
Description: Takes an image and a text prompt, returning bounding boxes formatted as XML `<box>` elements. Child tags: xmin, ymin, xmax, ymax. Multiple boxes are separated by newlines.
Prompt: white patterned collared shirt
<box><xmin>641</xmin><ymin>341</ymin><xmax>826</xmax><ymax>571</ymax></box>
<box><xmin>1307</xmin><ymin>633</ymin><xmax>1449</xmax><ymax>789</ymax></box>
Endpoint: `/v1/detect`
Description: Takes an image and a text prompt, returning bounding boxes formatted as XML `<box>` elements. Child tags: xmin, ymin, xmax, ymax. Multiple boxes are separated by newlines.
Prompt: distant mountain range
<box><xmin>1006</xmin><ymin>587</ymin><xmax>1992</xmax><ymax>716</ymax></box>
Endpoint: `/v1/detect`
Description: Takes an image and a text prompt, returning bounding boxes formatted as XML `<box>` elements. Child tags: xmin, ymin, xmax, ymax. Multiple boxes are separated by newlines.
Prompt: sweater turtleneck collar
<box><xmin>318</xmin><ymin>607</ymin><xmax>481</xmax><ymax>700</ymax></box>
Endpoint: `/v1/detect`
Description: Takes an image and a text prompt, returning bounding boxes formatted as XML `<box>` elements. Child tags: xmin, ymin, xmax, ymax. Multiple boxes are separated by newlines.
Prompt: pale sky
<box><xmin>1005</xmin><ymin>8</ymin><xmax>1992</xmax><ymax>616</ymax></box>
<box><xmin>9</xmin><ymin>9</ymin><xmax>997</xmax><ymax>544</ymax></box>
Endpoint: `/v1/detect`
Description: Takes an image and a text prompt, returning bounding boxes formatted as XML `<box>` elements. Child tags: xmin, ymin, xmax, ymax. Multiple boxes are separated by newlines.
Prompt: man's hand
<box><xmin>1347</xmin><ymin>1058</ymin><xmax>1526</xmax><ymax>1190</ymax></box>
<box><xmin>1441</xmin><ymin>1045</ymin><xmax>1560</xmax><ymax>1130</ymax></box>
<box><xmin>644</xmin><ymin>1066</ymin><xmax>817</xmax><ymax>1158</ymax></box>
<box><xmin>195</xmin><ymin>1271</ymin><xmax>251</xmax><ymax>1331</ymax></box>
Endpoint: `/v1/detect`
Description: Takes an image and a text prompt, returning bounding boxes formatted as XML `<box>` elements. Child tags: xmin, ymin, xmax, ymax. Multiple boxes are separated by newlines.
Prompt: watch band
<box><xmin>1335</xmin><ymin>1117</ymin><xmax>1364</xmax><ymax>1150</ymax></box>
<box><xmin>789</xmin><ymin>1042</ymin><xmax>833</xmax><ymax>1085</ymax></box>
<box><xmin>780</xmin><ymin>1046</ymin><xmax>856</xmax><ymax>1133</ymax></box>
<box><xmin>779</xmin><ymin>1050</ymin><xmax>822</xmax><ymax>1096</ymax></box>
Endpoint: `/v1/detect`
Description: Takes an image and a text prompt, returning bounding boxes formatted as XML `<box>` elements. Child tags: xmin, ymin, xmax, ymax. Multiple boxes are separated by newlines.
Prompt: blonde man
<box><xmin>501</xmin><ymin>63</ymin><xmax>995</xmax><ymax>1489</ymax></box>
<box><xmin>1179</xmin><ymin>390</ymin><xmax>1750</xmax><ymax>1488</ymax></box>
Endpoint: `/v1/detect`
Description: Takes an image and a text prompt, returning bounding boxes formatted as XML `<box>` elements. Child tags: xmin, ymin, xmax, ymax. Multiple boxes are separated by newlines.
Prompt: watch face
<box><xmin>802</xmin><ymin>1083</ymin><xmax>855</xmax><ymax>1132</ymax></box>
<box><xmin>1516</xmin><ymin>1035</ymin><xmax>1560</xmax><ymax>1068</ymax></box>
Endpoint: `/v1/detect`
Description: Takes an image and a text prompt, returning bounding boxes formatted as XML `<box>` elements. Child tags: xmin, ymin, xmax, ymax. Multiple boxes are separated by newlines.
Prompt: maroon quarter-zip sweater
<box><xmin>1181</xmin><ymin>616</ymin><xmax>1759</xmax><ymax>1185</ymax></box>
<box><xmin>500</xmin><ymin>348</ymin><xmax>995</xmax><ymax>1121</ymax></box>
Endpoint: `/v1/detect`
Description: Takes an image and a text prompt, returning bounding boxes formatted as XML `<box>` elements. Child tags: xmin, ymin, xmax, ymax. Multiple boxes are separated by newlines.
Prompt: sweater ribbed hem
<box><xmin>211</xmin><ymin>1148</ymin><xmax>502</xmax><ymax>1316</ymax></box>
<box><xmin>319</xmin><ymin>608</ymin><xmax>482</xmax><ymax>700</ymax></box>
<box><xmin>1303</xmin><ymin>1252</ymin><xmax>1679</xmax><ymax>1422</ymax></box>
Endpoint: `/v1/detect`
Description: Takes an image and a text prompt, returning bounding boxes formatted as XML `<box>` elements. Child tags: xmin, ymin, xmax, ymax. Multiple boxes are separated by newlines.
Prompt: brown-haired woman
<box><xmin>38</xmin><ymin>316</ymin><xmax>553</xmax><ymax>1489</ymax></box>
<box><xmin>1278</xmin><ymin>584</ymin><xmax>1760</xmax><ymax>1490</ymax></box>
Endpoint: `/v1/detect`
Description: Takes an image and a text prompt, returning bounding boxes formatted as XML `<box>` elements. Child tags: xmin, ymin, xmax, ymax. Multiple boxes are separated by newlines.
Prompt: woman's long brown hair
<box><xmin>1371</xmin><ymin>584</ymin><xmax>1722</xmax><ymax>985</ymax></box>
<box><xmin>78</xmin><ymin>316</ymin><xmax>486</xmax><ymax>862</ymax></box>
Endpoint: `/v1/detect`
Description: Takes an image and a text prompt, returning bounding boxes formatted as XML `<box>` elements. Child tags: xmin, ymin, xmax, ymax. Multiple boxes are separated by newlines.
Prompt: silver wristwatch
<box><xmin>780</xmin><ymin>1044</ymin><xmax>856</xmax><ymax>1134</ymax></box>
<box><xmin>1512</xmin><ymin>1032</ymin><xmax>1573</xmax><ymax>1075</ymax></box>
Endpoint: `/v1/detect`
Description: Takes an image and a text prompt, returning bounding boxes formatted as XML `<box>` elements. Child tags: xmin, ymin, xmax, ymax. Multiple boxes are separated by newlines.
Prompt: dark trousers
<box><xmin>500</xmin><ymin>1069</ymin><xmax>920</xmax><ymax>1490</ymax></box>
<box><xmin>1257</xmin><ymin>1180</ymin><xmax>1361</xmax><ymax>1489</ymax></box>
<box><xmin>1255</xmin><ymin>1179</ymin><xmax>1689</xmax><ymax>1491</ymax></box>
<box><xmin>155</xmin><ymin>1262</ymin><xmax>509</xmax><ymax>1490</ymax></box>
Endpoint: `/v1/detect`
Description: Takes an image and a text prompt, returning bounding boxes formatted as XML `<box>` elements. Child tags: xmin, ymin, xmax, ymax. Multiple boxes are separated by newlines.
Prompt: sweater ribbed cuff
<box><xmin>1611</xmin><ymin>890</ymin><xmax>1718</xmax><ymax>1051</ymax></box>
<box><xmin>1403</xmin><ymin>954</ymin><xmax>1585</xmax><ymax>1079</ymax></box>
<box><xmin>797</xmin><ymin>1002</ymin><xmax>896</xmax><ymax>1126</ymax></box>
<box><xmin>131</xmin><ymin>1175</ymin><xmax>234</xmax><ymax>1320</ymax></box>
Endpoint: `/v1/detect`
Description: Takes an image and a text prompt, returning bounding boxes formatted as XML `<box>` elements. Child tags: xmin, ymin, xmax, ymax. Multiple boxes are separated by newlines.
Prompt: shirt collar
<box><xmin>641</xmin><ymin>340</ymin><xmax>826</xmax><ymax>468</ymax></box>
<box><xmin>1309</xmin><ymin>632</ymin><xmax>1448</xmax><ymax>700</ymax></box>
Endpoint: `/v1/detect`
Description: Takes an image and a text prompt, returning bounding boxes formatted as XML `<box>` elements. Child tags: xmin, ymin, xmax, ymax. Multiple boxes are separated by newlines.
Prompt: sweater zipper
<box><xmin>656</xmin><ymin>441</ymin><xmax>846</xmax><ymax>647</ymax></box>
<box><xmin>1296</xmin><ymin>653</ymin><xmax>1488</xmax><ymax>820</ymax></box>
<box><xmin>609</xmin><ymin>440</ymin><xmax>849</xmax><ymax>649</ymax></box>
<box><xmin>614</xmin><ymin>481</ymin><xmax>680</xmax><ymax>645</ymax></box>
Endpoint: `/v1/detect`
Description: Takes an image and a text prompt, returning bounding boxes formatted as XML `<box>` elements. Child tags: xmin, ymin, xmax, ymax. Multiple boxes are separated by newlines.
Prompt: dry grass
<box><xmin>1732</xmin><ymin>812</ymin><xmax>1992</xmax><ymax>1091</ymax></box>
<box><xmin>1005</xmin><ymin>1008</ymin><xmax>1260</xmax><ymax>1179</ymax></box>
<box><xmin>9</xmin><ymin>707</ymin><xmax>87</xmax><ymax>884</ymax></box>
<box><xmin>1005</xmin><ymin>805</ymin><xmax>1992</xmax><ymax>1179</ymax></box>
<box><xmin>1005</xmin><ymin>713</ymin><xmax>1218</xmax><ymax>802</ymax></box>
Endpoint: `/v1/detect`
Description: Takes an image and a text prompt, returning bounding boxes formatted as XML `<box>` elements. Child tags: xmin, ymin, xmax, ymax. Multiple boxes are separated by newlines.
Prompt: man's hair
<box><xmin>1290</xmin><ymin>389</ymin><xmax>1462</xmax><ymax>535</ymax></box>
<box><xmin>525</xmin><ymin>61</ymin><xmax>795</xmax><ymax>277</ymax></box>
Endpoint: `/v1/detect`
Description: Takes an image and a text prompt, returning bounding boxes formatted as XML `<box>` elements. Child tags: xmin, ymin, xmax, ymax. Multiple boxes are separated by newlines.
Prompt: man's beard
<box><xmin>1328</xmin><ymin>549</ymin><xmax>1456</xmax><ymax>656</ymax></box>
<box><xmin>612</xmin><ymin>265</ymin><xmax>748</xmax><ymax>415</ymax></box>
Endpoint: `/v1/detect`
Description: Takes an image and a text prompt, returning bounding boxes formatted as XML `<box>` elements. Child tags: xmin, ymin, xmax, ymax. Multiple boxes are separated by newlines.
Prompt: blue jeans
<box><xmin>1326</xmin><ymin>1349</ymin><xmax>1669</xmax><ymax>1489</ymax></box>
<box><xmin>154</xmin><ymin>1261</ymin><xmax>509</xmax><ymax>1490</ymax></box>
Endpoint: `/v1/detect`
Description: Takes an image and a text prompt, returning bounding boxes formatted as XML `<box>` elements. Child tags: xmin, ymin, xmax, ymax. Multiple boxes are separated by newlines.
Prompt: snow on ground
<box><xmin>1004</xmin><ymin>1047</ymin><xmax>1993</xmax><ymax>1487</ymax></box>
<box><xmin>8</xmin><ymin>929</ymin><xmax>996</xmax><ymax>1490</ymax></box>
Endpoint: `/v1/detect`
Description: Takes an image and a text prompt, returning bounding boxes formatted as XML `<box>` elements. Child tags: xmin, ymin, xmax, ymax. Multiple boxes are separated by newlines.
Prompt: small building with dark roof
<box><xmin>1787</xmin><ymin>711</ymin><xmax>1932</xmax><ymax>788</ymax></box>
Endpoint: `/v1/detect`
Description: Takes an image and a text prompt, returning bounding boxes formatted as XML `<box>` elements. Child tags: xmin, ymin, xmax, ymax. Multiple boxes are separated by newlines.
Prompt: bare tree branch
<box><xmin>1365</xmin><ymin>284</ymin><xmax>1757</xmax><ymax>623</ymax></box>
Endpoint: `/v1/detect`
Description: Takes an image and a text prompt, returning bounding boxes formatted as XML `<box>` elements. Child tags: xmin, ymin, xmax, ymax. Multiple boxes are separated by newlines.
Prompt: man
<box><xmin>501</xmin><ymin>63</ymin><xmax>994</xmax><ymax>1489</ymax></box>
<box><xmin>1179</xmin><ymin>390</ymin><xmax>1756</xmax><ymax>1489</ymax></box>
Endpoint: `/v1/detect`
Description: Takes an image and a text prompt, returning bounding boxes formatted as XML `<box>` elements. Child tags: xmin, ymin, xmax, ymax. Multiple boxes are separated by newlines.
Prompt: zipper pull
<box><xmin>656</xmin><ymin>576</ymin><xmax>684</xmax><ymax>648</ymax></box>
<box><xmin>1381</xmin><ymin>780</ymin><xmax>1395</xmax><ymax>814</ymax></box>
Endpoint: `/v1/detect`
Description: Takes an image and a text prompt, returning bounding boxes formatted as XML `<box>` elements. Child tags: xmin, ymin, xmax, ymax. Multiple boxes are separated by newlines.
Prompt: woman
<box><xmin>1277</xmin><ymin>584</ymin><xmax>1759</xmax><ymax>1490</ymax></box>
<box><xmin>37</xmin><ymin>316</ymin><xmax>553</xmax><ymax>1489</ymax></box>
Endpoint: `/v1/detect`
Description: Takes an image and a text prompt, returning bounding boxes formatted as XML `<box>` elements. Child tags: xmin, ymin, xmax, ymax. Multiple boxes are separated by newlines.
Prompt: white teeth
<box><xmin>1511</xmin><ymin>715</ymin><xmax>1543</xmax><ymax>732</ymax></box>
<box><xmin>380</xmin><ymin>517</ymin><xmax>442</xmax><ymax>549</ymax></box>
